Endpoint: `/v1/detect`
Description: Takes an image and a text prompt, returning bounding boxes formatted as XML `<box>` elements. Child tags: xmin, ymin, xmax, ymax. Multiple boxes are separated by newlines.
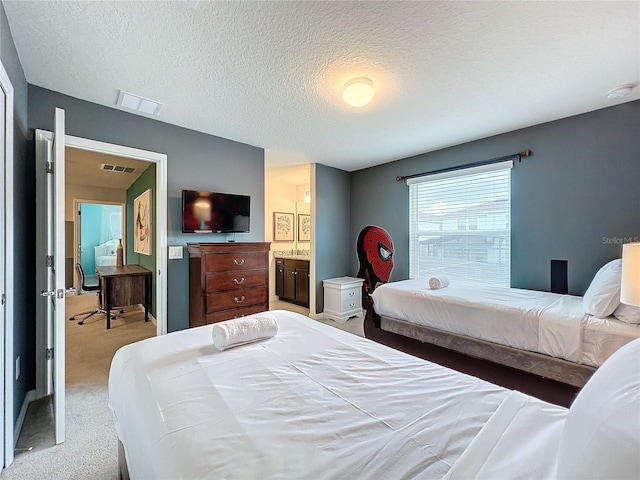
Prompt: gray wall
<box><xmin>314</xmin><ymin>163</ymin><xmax>351</xmax><ymax>314</ymax></box>
<box><xmin>28</xmin><ymin>86</ymin><xmax>266</xmax><ymax>332</ymax></box>
<box><xmin>2</xmin><ymin>3</ymin><xmax>34</xmax><ymax>428</ymax></box>
<box><xmin>351</xmin><ymin>101</ymin><xmax>640</xmax><ymax>296</ymax></box>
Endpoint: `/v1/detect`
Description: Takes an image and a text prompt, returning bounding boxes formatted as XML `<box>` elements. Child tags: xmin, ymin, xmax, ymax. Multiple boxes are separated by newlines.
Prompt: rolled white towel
<box><xmin>428</xmin><ymin>275</ymin><xmax>450</xmax><ymax>290</ymax></box>
<box><xmin>212</xmin><ymin>314</ymin><xmax>279</xmax><ymax>351</ymax></box>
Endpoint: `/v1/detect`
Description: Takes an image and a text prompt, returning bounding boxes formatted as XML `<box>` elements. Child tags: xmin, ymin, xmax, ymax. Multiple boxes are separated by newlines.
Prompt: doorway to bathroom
<box><xmin>75</xmin><ymin>202</ymin><xmax>124</xmax><ymax>286</ymax></box>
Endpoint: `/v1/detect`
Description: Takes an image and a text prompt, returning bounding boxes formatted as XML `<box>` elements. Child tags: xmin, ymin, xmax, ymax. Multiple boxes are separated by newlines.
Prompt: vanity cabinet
<box><xmin>275</xmin><ymin>257</ymin><xmax>309</xmax><ymax>307</ymax></box>
<box><xmin>188</xmin><ymin>242</ymin><xmax>270</xmax><ymax>327</ymax></box>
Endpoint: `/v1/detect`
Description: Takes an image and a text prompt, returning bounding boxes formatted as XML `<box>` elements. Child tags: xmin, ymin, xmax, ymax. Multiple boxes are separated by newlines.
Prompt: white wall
<box><xmin>65</xmin><ymin>183</ymin><xmax>125</xmax><ymax>221</ymax></box>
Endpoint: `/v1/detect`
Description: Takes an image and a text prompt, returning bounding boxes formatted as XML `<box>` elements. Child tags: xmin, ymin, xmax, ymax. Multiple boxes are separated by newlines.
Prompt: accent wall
<box><xmin>314</xmin><ymin>163</ymin><xmax>351</xmax><ymax>314</ymax></box>
<box><xmin>126</xmin><ymin>163</ymin><xmax>157</xmax><ymax>317</ymax></box>
<box><xmin>350</xmin><ymin>101</ymin><xmax>640</xmax><ymax>296</ymax></box>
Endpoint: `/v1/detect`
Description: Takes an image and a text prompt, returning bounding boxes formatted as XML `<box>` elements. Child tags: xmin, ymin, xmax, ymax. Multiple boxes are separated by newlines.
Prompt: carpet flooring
<box><xmin>3</xmin><ymin>294</ymin><xmax>156</xmax><ymax>479</ymax></box>
<box><xmin>2</xmin><ymin>297</ymin><xmax>364</xmax><ymax>479</ymax></box>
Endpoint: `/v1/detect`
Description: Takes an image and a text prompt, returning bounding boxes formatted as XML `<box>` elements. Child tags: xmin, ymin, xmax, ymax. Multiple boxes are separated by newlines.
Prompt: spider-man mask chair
<box><xmin>356</xmin><ymin>225</ymin><xmax>394</xmax><ymax>295</ymax></box>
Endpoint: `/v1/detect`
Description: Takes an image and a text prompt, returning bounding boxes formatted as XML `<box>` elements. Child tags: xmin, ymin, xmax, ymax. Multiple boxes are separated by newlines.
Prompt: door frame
<box><xmin>35</xmin><ymin>133</ymin><xmax>168</xmax><ymax>399</ymax></box>
<box><xmin>1</xmin><ymin>59</ymin><xmax>15</xmax><ymax>469</ymax></box>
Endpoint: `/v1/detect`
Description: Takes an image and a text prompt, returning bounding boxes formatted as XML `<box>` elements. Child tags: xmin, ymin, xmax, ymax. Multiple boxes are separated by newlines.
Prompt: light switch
<box><xmin>168</xmin><ymin>245</ymin><xmax>183</xmax><ymax>259</ymax></box>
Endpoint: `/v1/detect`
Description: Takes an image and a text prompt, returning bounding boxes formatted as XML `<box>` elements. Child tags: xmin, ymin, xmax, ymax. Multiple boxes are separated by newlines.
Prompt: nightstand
<box><xmin>322</xmin><ymin>276</ymin><xmax>364</xmax><ymax>323</ymax></box>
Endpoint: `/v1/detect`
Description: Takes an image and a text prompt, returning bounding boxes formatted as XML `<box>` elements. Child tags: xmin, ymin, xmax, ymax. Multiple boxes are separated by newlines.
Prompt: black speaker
<box><xmin>551</xmin><ymin>260</ymin><xmax>568</xmax><ymax>294</ymax></box>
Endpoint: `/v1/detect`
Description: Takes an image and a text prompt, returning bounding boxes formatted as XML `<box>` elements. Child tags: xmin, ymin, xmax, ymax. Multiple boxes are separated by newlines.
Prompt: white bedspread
<box><xmin>371</xmin><ymin>279</ymin><xmax>640</xmax><ymax>366</ymax></box>
<box><xmin>538</xmin><ymin>295</ymin><xmax>586</xmax><ymax>363</ymax></box>
<box><xmin>110</xmin><ymin>310</ymin><xmax>525</xmax><ymax>479</ymax></box>
<box><xmin>444</xmin><ymin>391</ymin><xmax>567</xmax><ymax>480</ymax></box>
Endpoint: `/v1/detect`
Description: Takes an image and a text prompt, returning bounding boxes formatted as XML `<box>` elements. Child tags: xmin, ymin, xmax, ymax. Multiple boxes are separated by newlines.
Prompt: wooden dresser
<box><xmin>188</xmin><ymin>242</ymin><xmax>270</xmax><ymax>328</ymax></box>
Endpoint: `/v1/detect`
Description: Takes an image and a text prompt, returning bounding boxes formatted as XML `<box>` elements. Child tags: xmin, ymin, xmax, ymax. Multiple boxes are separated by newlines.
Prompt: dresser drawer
<box><xmin>204</xmin><ymin>304</ymin><xmax>267</xmax><ymax>324</ymax></box>
<box><xmin>206</xmin><ymin>270</ymin><xmax>267</xmax><ymax>292</ymax></box>
<box><xmin>205</xmin><ymin>287</ymin><xmax>267</xmax><ymax>312</ymax></box>
<box><xmin>341</xmin><ymin>289</ymin><xmax>361</xmax><ymax>312</ymax></box>
<box><xmin>205</xmin><ymin>252</ymin><xmax>266</xmax><ymax>272</ymax></box>
<box><xmin>341</xmin><ymin>286</ymin><xmax>361</xmax><ymax>303</ymax></box>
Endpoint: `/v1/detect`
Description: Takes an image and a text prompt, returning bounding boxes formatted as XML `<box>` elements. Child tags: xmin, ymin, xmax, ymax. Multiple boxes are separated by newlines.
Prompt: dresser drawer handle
<box><xmin>348</xmin><ymin>291</ymin><xmax>355</xmax><ymax>297</ymax></box>
<box><xmin>234</xmin><ymin>296</ymin><xmax>246</xmax><ymax>303</ymax></box>
<box><xmin>233</xmin><ymin>259</ymin><xmax>245</xmax><ymax>266</ymax></box>
<box><xmin>233</xmin><ymin>277</ymin><xmax>245</xmax><ymax>285</ymax></box>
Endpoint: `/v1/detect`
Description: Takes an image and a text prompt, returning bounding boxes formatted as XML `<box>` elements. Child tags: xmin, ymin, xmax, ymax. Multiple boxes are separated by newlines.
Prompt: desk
<box><xmin>96</xmin><ymin>265</ymin><xmax>152</xmax><ymax>329</ymax></box>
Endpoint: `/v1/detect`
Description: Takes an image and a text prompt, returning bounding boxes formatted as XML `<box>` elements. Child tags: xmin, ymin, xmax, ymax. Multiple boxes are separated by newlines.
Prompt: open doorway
<box><xmin>64</xmin><ymin>147</ymin><xmax>158</xmax><ymax>385</ymax></box>
<box><xmin>265</xmin><ymin>163</ymin><xmax>312</xmax><ymax>316</ymax></box>
<box><xmin>75</xmin><ymin>202</ymin><xmax>124</xmax><ymax>286</ymax></box>
<box><xmin>32</xmin><ymin>124</ymin><xmax>168</xmax><ymax>450</ymax></box>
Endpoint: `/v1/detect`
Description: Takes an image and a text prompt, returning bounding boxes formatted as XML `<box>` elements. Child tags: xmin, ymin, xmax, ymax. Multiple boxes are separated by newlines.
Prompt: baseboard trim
<box><xmin>14</xmin><ymin>389</ymin><xmax>36</xmax><ymax>446</ymax></box>
<box><xmin>308</xmin><ymin>312</ymin><xmax>323</xmax><ymax>320</ymax></box>
<box><xmin>137</xmin><ymin>304</ymin><xmax>157</xmax><ymax>326</ymax></box>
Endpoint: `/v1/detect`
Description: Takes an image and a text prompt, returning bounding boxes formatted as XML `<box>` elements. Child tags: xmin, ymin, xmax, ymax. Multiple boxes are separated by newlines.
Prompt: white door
<box><xmin>36</xmin><ymin>108</ymin><xmax>67</xmax><ymax>444</ymax></box>
<box><xmin>0</xmin><ymin>63</ymin><xmax>7</xmax><ymax>470</ymax></box>
<box><xmin>0</xmin><ymin>72</ymin><xmax>4</xmax><ymax>472</ymax></box>
<box><xmin>1</xmin><ymin>59</ymin><xmax>14</xmax><ymax>469</ymax></box>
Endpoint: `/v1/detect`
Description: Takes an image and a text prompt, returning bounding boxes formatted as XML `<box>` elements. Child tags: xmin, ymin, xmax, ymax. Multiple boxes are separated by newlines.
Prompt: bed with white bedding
<box><xmin>108</xmin><ymin>310</ymin><xmax>640</xmax><ymax>479</ymax></box>
<box><xmin>371</xmin><ymin>279</ymin><xmax>640</xmax><ymax>367</ymax></box>
<box><xmin>94</xmin><ymin>239</ymin><xmax>119</xmax><ymax>267</ymax></box>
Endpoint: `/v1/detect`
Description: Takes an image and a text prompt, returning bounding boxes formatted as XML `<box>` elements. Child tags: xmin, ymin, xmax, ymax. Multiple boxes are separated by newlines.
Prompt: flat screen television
<box><xmin>182</xmin><ymin>190</ymin><xmax>250</xmax><ymax>233</ymax></box>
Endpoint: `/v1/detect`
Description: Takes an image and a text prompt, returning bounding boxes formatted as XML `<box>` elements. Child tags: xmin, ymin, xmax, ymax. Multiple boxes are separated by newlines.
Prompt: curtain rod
<box><xmin>395</xmin><ymin>149</ymin><xmax>532</xmax><ymax>183</ymax></box>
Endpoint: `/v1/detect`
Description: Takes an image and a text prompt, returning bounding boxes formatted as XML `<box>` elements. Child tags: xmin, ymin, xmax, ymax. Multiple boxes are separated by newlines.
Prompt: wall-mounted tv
<box><xmin>182</xmin><ymin>190</ymin><xmax>250</xmax><ymax>233</ymax></box>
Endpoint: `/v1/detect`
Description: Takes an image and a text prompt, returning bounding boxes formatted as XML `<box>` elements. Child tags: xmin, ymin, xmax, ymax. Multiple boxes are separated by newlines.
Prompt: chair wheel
<box><xmin>69</xmin><ymin>316</ymin><xmax>76</xmax><ymax>321</ymax></box>
<box><xmin>78</xmin><ymin>321</ymin><xmax>84</xmax><ymax>325</ymax></box>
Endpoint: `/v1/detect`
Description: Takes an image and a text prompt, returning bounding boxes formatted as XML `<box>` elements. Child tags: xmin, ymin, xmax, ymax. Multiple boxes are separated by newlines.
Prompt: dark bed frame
<box><xmin>363</xmin><ymin>297</ymin><xmax>595</xmax><ymax>408</ymax></box>
<box><xmin>118</xmin><ymin>440</ymin><xmax>130</xmax><ymax>480</ymax></box>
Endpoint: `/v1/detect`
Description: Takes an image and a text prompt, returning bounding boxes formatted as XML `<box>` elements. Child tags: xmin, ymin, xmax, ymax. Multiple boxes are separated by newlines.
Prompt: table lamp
<box><xmin>620</xmin><ymin>243</ymin><xmax>640</xmax><ymax>307</ymax></box>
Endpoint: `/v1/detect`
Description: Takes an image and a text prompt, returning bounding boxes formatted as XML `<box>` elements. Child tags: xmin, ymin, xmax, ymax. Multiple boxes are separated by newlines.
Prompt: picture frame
<box><xmin>134</xmin><ymin>189</ymin><xmax>152</xmax><ymax>255</ymax></box>
<box><xmin>273</xmin><ymin>212</ymin><xmax>294</xmax><ymax>241</ymax></box>
<box><xmin>298</xmin><ymin>214</ymin><xmax>311</xmax><ymax>242</ymax></box>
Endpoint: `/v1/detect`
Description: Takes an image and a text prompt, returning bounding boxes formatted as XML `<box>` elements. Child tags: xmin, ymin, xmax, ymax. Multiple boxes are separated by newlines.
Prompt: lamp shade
<box><xmin>620</xmin><ymin>243</ymin><xmax>640</xmax><ymax>307</ymax></box>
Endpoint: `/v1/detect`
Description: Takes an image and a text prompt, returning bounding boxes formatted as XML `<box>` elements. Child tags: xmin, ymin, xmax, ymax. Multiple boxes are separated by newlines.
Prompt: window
<box><xmin>408</xmin><ymin>161</ymin><xmax>512</xmax><ymax>287</ymax></box>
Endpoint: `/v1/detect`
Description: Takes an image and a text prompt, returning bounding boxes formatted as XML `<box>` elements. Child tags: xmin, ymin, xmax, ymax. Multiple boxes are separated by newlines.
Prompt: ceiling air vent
<box><xmin>116</xmin><ymin>90</ymin><xmax>164</xmax><ymax>116</ymax></box>
<box><xmin>101</xmin><ymin>163</ymin><xmax>137</xmax><ymax>174</ymax></box>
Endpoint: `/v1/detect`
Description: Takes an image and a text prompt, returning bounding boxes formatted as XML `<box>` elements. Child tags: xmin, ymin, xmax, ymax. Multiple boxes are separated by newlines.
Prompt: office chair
<box><xmin>69</xmin><ymin>263</ymin><xmax>117</xmax><ymax>325</ymax></box>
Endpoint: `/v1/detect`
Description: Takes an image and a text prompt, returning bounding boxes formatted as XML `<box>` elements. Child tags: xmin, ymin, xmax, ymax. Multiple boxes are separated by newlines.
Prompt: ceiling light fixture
<box><xmin>606</xmin><ymin>84</ymin><xmax>634</xmax><ymax>99</ymax></box>
<box><xmin>343</xmin><ymin>77</ymin><xmax>374</xmax><ymax>107</ymax></box>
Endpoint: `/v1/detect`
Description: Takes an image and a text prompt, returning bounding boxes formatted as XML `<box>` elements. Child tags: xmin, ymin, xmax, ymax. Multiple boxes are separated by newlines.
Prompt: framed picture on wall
<box><xmin>134</xmin><ymin>189</ymin><xmax>152</xmax><ymax>255</ymax></box>
<box><xmin>273</xmin><ymin>212</ymin><xmax>294</xmax><ymax>241</ymax></box>
<box><xmin>298</xmin><ymin>214</ymin><xmax>311</xmax><ymax>242</ymax></box>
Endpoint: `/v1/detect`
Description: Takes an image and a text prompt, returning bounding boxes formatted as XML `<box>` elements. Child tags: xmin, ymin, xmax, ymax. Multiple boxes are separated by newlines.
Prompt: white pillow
<box><xmin>555</xmin><ymin>338</ymin><xmax>640</xmax><ymax>479</ymax></box>
<box><xmin>582</xmin><ymin>259</ymin><xmax>622</xmax><ymax>318</ymax></box>
<box><xmin>211</xmin><ymin>314</ymin><xmax>279</xmax><ymax>351</ymax></box>
<box><xmin>614</xmin><ymin>303</ymin><xmax>640</xmax><ymax>324</ymax></box>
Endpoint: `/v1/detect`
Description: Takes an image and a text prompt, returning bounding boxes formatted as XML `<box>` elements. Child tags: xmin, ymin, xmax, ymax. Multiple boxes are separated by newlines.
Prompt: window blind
<box><xmin>408</xmin><ymin>160</ymin><xmax>512</xmax><ymax>287</ymax></box>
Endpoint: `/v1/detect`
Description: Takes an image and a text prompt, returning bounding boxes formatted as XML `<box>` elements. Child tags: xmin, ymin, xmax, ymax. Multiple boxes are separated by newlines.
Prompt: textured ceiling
<box><xmin>4</xmin><ymin>1</ymin><xmax>639</xmax><ymax>171</ymax></box>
